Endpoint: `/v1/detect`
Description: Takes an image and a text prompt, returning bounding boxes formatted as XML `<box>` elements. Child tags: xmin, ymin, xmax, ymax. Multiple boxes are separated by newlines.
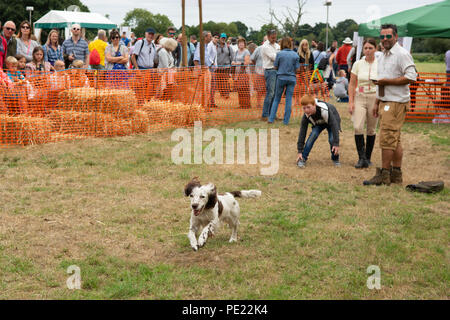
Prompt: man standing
<box><xmin>335</xmin><ymin>37</ymin><xmax>353</xmax><ymax>74</ymax></box>
<box><xmin>250</xmin><ymin>36</ymin><xmax>267</xmax><ymax>107</ymax></box>
<box><xmin>121</xmin><ymin>31</ymin><xmax>130</xmax><ymax>47</ymax></box>
<box><xmin>167</xmin><ymin>26</ymin><xmax>182</xmax><ymax>67</ymax></box>
<box><xmin>131</xmin><ymin>28</ymin><xmax>157</xmax><ymax>69</ymax></box>
<box><xmin>261</xmin><ymin>29</ymin><xmax>280</xmax><ymax>120</ymax></box>
<box><xmin>88</xmin><ymin>29</ymin><xmax>108</xmax><ymax>70</ymax></box>
<box><xmin>187</xmin><ymin>35</ymin><xmax>197</xmax><ymax>66</ymax></box>
<box><xmin>363</xmin><ymin>24</ymin><xmax>417</xmax><ymax>186</ymax></box>
<box><xmin>62</xmin><ymin>24</ymin><xmax>90</xmax><ymax>68</ymax></box>
<box><xmin>216</xmin><ymin>32</ymin><xmax>233</xmax><ymax>98</ymax></box>
<box><xmin>2</xmin><ymin>21</ymin><xmax>17</xmax><ymax>68</ymax></box>
<box><xmin>193</xmin><ymin>31</ymin><xmax>212</xmax><ymax>66</ymax></box>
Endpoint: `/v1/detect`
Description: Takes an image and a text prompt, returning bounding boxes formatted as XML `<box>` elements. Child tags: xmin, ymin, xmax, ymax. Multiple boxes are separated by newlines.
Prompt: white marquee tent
<box><xmin>34</xmin><ymin>10</ymin><xmax>117</xmax><ymax>40</ymax></box>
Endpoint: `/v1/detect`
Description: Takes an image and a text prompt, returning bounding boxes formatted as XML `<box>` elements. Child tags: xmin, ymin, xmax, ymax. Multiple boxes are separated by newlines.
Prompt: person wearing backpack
<box><xmin>322</xmin><ymin>46</ymin><xmax>336</xmax><ymax>90</ymax></box>
<box><xmin>89</xmin><ymin>29</ymin><xmax>108</xmax><ymax>70</ymax></box>
<box><xmin>131</xmin><ymin>28</ymin><xmax>158</xmax><ymax>69</ymax></box>
<box><xmin>313</xmin><ymin>42</ymin><xmax>327</xmax><ymax>69</ymax></box>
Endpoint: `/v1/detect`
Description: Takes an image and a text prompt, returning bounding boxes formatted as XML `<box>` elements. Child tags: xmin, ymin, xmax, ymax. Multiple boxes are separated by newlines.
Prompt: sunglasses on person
<box><xmin>21</xmin><ymin>26</ymin><xmax>30</xmax><ymax>29</ymax></box>
<box><xmin>72</xmin><ymin>28</ymin><xmax>80</xmax><ymax>31</ymax></box>
<box><xmin>168</xmin><ymin>32</ymin><xmax>176</xmax><ymax>36</ymax></box>
<box><xmin>379</xmin><ymin>34</ymin><xmax>393</xmax><ymax>39</ymax></box>
<box><xmin>5</xmin><ymin>27</ymin><xmax>16</xmax><ymax>32</ymax></box>
<box><xmin>111</xmin><ymin>36</ymin><xmax>120</xmax><ymax>39</ymax></box>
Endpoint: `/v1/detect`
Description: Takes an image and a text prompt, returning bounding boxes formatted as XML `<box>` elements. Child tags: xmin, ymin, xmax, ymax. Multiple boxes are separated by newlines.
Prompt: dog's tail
<box><xmin>230</xmin><ymin>190</ymin><xmax>262</xmax><ymax>198</ymax></box>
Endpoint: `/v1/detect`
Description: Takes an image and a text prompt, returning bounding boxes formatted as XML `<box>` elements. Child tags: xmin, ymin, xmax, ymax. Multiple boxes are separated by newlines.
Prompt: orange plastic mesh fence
<box><xmin>407</xmin><ymin>72</ymin><xmax>450</xmax><ymax>123</ymax></box>
<box><xmin>0</xmin><ymin>66</ymin><xmax>329</xmax><ymax>147</ymax></box>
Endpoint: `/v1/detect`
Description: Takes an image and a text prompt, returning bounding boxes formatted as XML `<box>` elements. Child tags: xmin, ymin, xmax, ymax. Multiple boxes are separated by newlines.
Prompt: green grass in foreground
<box><xmin>0</xmin><ymin>114</ymin><xmax>448</xmax><ymax>299</ymax></box>
<box><xmin>415</xmin><ymin>62</ymin><xmax>446</xmax><ymax>73</ymax></box>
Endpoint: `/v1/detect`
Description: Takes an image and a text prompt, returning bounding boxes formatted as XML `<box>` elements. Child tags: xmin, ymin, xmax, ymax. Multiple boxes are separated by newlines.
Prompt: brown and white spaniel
<box><xmin>184</xmin><ymin>177</ymin><xmax>261</xmax><ymax>251</ymax></box>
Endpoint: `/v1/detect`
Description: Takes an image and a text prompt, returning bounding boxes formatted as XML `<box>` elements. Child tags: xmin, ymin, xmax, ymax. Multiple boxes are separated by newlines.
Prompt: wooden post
<box><xmin>199</xmin><ymin>0</ymin><xmax>204</xmax><ymax>66</ymax></box>
<box><xmin>198</xmin><ymin>0</ymin><xmax>206</xmax><ymax>107</ymax></box>
<box><xmin>182</xmin><ymin>0</ymin><xmax>188</xmax><ymax>67</ymax></box>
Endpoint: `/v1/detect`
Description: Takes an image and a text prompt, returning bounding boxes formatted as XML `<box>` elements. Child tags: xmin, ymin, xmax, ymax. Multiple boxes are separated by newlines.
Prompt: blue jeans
<box><xmin>302</xmin><ymin>125</ymin><xmax>339</xmax><ymax>162</ymax></box>
<box><xmin>262</xmin><ymin>69</ymin><xmax>277</xmax><ymax>117</ymax></box>
<box><xmin>209</xmin><ymin>67</ymin><xmax>216</xmax><ymax>106</ymax></box>
<box><xmin>269</xmin><ymin>78</ymin><xmax>296</xmax><ymax>124</ymax></box>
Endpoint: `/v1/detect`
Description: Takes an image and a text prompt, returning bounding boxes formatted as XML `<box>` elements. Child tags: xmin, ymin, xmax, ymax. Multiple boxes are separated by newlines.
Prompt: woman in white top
<box><xmin>105</xmin><ymin>30</ymin><xmax>129</xmax><ymax>88</ymax></box>
<box><xmin>105</xmin><ymin>30</ymin><xmax>129</xmax><ymax>70</ymax></box>
<box><xmin>348</xmin><ymin>38</ymin><xmax>379</xmax><ymax>168</ymax></box>
<box><xmin>157</xmin><ymin>37</ymin><xmax>177</xmax><ymax>69</ymax></box>
<box><xmin>16</xmin><ymin>21</ymin><xmax>39</xmax><ymax>63</ymax></box>
<box><xmin>157</xmin><ymin>37</ymin><xmax>178</xmax><ymax>100</ymax></box>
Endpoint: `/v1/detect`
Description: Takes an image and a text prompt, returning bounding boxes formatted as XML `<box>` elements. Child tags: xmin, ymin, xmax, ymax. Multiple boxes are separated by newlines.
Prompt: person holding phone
<box><xmin>348</xmin><ymin>38</ymin><xmax>379</xmax><ymax>169</ymax></box>
<box><xmin>62</xmin><ymin>24</ymin><xmax>89</xmax><ymax>68</ymax></box>
<box><xmin>363</xmin><ymin>24</ymin><xmax>417</xmax><ymax>186</ymax></box>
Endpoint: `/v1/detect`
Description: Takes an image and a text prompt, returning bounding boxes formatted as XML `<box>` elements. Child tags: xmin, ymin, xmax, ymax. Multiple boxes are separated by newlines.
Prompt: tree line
<box><xmin>1</xmin><ymin>3</ymin><xmax>448</xmax><ymax>55</ymax></box>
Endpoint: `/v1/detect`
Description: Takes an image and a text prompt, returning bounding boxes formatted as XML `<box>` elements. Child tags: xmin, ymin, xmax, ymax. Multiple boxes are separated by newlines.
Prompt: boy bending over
<box><xmin>296</xmin><ymin>94</ymin><xmax>342</xmax><ymax>168</ymax></box>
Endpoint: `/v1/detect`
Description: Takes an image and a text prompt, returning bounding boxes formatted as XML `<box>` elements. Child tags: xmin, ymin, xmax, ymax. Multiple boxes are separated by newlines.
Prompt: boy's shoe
<box><xmin>297</xmin><ymin>160</ymin><xmax>306</xmax><ymax>168</ymax></box>
<box><xmin>333</xmin><ymin>160</ymin><xmax>341</xmax><ymax>167</ymax></box>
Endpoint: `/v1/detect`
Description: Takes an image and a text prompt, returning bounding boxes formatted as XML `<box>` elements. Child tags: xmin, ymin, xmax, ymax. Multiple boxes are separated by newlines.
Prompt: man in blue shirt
<box><xmin>62</xmin><ymin>24</ymin><xmax>90</xmax><ymax>68</ymax></box>
<box><xmin>131</xmin><ymin>28</ymin><xmax>157</xmax><ymax>69</ymax></box>
<box><xmin>121</xmin><ymin>32</ymin><xmax>130</xmax><ymax>47</ymax></box>
<box><xmin>268</xmin><ymin>37</ymin><xmax>300</xmax><ymax>125</ymax></box>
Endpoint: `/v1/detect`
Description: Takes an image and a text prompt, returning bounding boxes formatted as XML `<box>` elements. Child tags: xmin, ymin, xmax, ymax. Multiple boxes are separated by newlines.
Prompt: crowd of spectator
<box><xmin>0</xmin><ymin>19</ymin><xmax>392</xmax><ymax>124</ymax></box>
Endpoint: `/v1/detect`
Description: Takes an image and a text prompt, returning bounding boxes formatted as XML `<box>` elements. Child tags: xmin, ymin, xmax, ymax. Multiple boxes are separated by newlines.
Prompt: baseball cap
<box><xmin>220</xmin><ymin>33</ymin><xmax>227</xmax><ymax>38</ymax></box>
<box><xmin>145</xmin><ymin>28</ymin><xmax>156</xmax><ymax>34</ymax></box>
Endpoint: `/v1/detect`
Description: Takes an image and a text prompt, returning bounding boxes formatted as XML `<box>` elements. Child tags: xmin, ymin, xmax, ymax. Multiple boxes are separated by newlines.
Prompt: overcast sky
<box><xmin>82</xmin><ymin>0</ymin><xmax>442</xmax><ymax>30</ymax></box>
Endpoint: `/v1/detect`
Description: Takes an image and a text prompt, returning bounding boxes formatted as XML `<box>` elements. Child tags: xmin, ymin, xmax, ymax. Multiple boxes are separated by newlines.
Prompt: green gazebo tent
<box><xmin>359</xmin><ymin>0</ymin><xmax>450</xmax><ymax>38</ymax></box>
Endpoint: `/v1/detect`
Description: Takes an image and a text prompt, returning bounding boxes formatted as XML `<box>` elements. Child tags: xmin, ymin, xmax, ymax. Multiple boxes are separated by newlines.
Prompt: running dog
<box><xmin>184</xmin><ymin>178</ymin><xmax>262</xmax><ymax>251</ymax></box>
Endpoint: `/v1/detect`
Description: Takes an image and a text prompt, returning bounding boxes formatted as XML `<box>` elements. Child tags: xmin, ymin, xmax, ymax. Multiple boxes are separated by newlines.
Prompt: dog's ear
<box><xmin>184</xmin><ymin>177</ymin><xmax>201</xmax><ymax>196</ymax></box>
<box><xmin>204</xmin><ymin>183</ymin><xmax>218</xmax><ymax>209</ymax></box>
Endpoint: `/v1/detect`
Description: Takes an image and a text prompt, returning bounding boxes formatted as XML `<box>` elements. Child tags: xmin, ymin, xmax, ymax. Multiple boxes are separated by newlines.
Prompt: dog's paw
<box><xmin>229</xmin><ymin>238</ymin><xmax>237</xmax><ymax>243</ymax></box>
<box><xmin>198</xmin><ymin>236</ymin><xmax>207</xmax><ymax>248</ymax></box>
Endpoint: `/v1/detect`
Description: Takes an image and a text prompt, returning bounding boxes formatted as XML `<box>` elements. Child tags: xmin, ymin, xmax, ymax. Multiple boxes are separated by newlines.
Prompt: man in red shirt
<box><xmin>335</xmin><ymin>37</ymin><xmax>353</xmax><ymax>75</ymax></box>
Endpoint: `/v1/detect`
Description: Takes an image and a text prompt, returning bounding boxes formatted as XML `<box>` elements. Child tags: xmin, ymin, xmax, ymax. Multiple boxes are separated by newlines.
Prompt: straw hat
<box><xmin>343</xmin><ymin>37</ymin><xmax>353</xmax><ymax>44</ymax></box>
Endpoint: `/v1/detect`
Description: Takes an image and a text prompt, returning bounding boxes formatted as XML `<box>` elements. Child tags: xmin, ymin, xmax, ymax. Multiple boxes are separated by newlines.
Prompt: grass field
<box><xmin>0</xmin><ymin>63</ymin><xmax>449</xmax><ymax>299</ymax></box>
<box><xmin>415</xmin><ymin>62</ymin><xmax>446</xmax><ymax>73</ymax></box>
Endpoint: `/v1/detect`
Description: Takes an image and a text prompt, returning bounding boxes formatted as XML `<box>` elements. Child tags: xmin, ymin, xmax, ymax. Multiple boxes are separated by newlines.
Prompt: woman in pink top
<box><xmin>26</xmin><ymin>47</ymin><xmax>53</xmax><ymax>73</ymax></box>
